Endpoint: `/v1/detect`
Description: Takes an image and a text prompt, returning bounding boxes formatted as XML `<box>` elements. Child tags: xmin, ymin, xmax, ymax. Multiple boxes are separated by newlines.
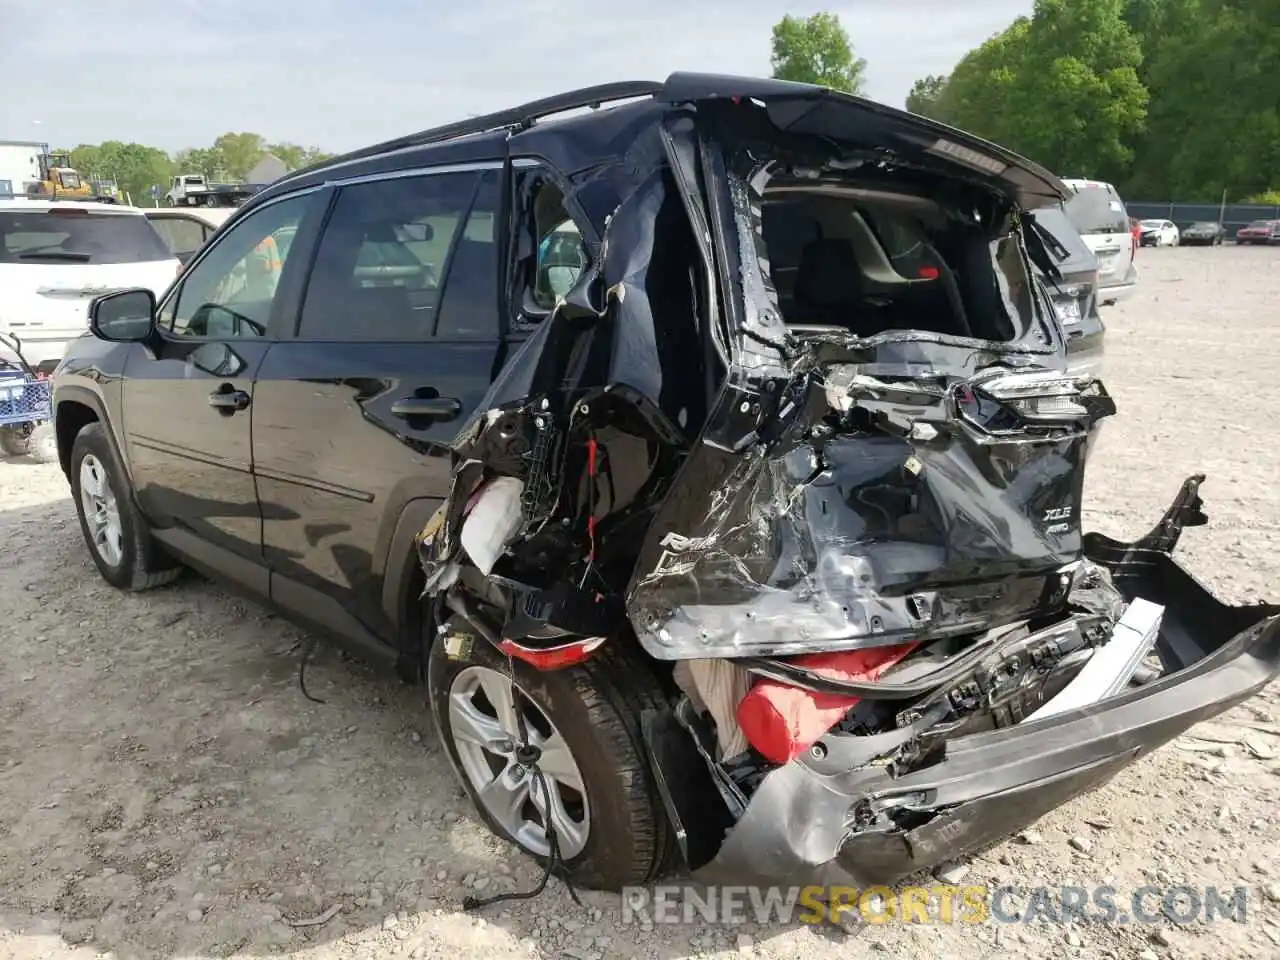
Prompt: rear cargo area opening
<box><xmin>753</xmin><ymin>176</ymin><xmax>1036</xmax><ymax>343</ymax></box>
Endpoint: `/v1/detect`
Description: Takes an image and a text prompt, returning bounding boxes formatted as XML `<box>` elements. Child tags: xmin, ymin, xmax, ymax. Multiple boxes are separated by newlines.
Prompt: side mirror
<box><xmin>519</xmin><ymin>285</ymin><xmax>555</xmax><ymax>322</ymax></box>
<box><xmin>400</xmin><ymin>222</ymin><xmax>434</xmax><ymax>243</ymax></box>
<box><xmin>89</xmin><ymin>288</ymin><xmax>157</xmax><ymax>343</ymax></box>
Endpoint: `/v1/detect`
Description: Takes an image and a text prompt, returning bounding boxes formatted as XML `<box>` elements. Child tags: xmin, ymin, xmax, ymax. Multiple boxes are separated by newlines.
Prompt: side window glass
<box><xmin>435</xmin><ymin>170</ymin><xmax>501</xmax><ymax>338</ymax></box>
<box><xmin>149</xmin><ymin>216</ymin><xmax>206</xmax><ymax>259</ymax></box>
<box><xmin>298</xmin><ymin>171</ymin><xmax>482</xmax><ymax>341</ymax></box>
<box><xmin>167</xmin><ymin>195</ymin><xmax>310</xmax><ymax>339</ymax></box>
<box><xmin>529</xmin><ymin>182</ymin><xmax>589</xmax><ymax>310</ymax></box>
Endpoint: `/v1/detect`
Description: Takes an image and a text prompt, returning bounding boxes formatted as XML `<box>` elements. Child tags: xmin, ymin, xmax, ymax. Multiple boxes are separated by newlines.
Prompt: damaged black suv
<box><xmin>55</xmin><ymin>74</ymin><xmax>1280</xmax><ymax>896</ymax></box>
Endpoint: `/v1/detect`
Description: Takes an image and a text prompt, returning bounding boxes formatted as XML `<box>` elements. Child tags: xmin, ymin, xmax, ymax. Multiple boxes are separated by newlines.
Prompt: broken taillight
<box><xmin>497</xmin><ymin>636</ymin><xmax>606</xmax><ymax>671</ymax></box>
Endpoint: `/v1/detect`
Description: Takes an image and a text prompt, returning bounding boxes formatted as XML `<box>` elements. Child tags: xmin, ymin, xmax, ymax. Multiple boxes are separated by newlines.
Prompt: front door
<box><xmin>252</xmin><ymin>167</ymin><xmax>506</xmax><ymax>641</ymax></box>
<box><xmin>121</xmin><ymin>191</ymin><xmax>323</xmax><ymax>593</ymax></box>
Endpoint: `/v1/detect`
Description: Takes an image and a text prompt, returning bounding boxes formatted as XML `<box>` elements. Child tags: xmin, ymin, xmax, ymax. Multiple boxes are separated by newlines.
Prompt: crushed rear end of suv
<box><xmin>415</xmin><ymin>76</ymin><xmax>1280</xmax><ymax>892</ymax></box>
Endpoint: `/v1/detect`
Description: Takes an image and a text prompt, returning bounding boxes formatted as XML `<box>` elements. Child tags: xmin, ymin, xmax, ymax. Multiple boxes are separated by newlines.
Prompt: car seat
<box><xmin>792</xmin><ymin>235</ymin><xmax>891</xmax><ymax>335</ymax></box>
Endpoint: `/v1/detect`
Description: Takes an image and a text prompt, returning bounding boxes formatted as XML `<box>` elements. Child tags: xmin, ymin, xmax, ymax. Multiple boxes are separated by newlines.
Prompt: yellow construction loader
<box><xmin>25</xmin><ymin>153</ymin><xmax>115</xmax><ymax>202</ymax></box>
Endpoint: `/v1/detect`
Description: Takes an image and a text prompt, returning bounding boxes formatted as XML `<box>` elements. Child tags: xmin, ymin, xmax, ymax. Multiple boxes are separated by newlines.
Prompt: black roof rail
<box><xmin>286</xmin><ymin>80</ymin><xmax>664</xmax><ymax>181</ymax></box>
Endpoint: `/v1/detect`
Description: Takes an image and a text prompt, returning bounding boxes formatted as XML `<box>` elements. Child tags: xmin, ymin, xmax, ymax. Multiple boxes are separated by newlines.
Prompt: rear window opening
<box><xmin>749</xmin><ymin>174</ymin><xmax>1035</xmax><ymax>344</ymax></box>
<box><xmin>0</xmin><ymin>210</ymin><xmax>174</xmax><ymax>265</ymax></box>
<box><xmin>1062</xmin><ymin>188</ymin><xmax>1129</xmax><ymax>236</ymax></box>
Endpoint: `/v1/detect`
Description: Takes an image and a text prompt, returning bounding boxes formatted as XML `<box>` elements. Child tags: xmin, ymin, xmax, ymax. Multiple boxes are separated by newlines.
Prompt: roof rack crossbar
<box><xmin>298</xmin><ymin>80</ymin><xmax>664</xmax><ymax>177</ymax></box>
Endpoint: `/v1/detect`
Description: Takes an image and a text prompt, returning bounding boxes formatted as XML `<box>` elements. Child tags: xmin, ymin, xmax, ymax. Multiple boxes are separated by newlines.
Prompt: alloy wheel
<box><xmin>79</xmin><ymin>454</ymin><xmax>124</xmax><ymax>567</ymax></box>
<box><xmin>447</xmin><ymin>665</ymin><xmax>590</xmax><ymax>858</ymax></box>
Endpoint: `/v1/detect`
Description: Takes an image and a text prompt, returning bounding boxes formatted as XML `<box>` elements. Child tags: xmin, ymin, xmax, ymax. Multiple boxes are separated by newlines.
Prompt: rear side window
<box><xmin>1063</xmin><ymin>188</ymin><xmax>1129</xmax><ymax>236</ymax></box>
<box><xmin>148</xmin><ymin>216</ymin><xmax>208</xmax><ymax>258</ymax></box>
<box><xmin>0</xmin><ymin>210</ymin><xmax>174</xmax><ymax>264</ymax></box>
<box><xmin>298</xmin><ymin>169</ymin><xmax>499</xmax><ymax>340</ymax></box>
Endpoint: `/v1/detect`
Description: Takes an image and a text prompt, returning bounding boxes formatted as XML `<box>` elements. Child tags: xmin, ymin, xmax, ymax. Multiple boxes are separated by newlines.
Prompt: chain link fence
<box><xmin>1126</xmin><ymin>201</ymin><xmax>1280</xmax><ymax>235</ymax></box>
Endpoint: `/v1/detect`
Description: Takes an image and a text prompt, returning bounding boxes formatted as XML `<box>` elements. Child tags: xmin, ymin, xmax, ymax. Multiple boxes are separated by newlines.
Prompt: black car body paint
<box><xmin>51</xmin><ymin>74</ymin><xmax>1279</xmax><ymax>892</ymax></box>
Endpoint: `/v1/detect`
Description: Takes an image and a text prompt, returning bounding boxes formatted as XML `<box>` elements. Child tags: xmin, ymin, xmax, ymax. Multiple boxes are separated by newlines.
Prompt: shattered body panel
<box><xmin>627</xmin><ymin>358</ymin><xmax>1114</xmax><ymax>660</ymax></box>
<box><xmin>410</xmin><ymin>74</ymin><xmax>1280</xmax><ymax>891</ymax></box>
<box><xmin>687</xmin><ymin>495</ymin><xmax>1280</xmax><ymax>886</ymax></box>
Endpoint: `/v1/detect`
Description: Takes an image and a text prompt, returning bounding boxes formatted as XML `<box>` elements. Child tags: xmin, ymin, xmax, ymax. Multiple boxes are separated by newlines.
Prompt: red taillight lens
<box><xmin>497</xmin><ymin>636</ymin><xmax>606</xmax><ymax>671</ymax></box>
<box><xmin>918</xmin><ymin>265</ymin><xmax>940</xmax><ymax>280</ymax></box>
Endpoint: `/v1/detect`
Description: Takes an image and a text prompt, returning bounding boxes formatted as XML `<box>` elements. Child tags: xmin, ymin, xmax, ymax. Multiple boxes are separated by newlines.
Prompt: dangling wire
<box><xmin>298</xmin><ymin>637</ymin><xmax>326</xmax><ymax>704</ymax></box>
<box><xmin>463</xmin><ymin>654</ymin><xmax>584</xmax><ymax>911</ymax></box>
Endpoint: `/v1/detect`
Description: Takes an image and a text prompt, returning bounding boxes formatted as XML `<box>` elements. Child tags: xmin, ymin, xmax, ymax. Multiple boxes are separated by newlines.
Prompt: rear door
<box><xmin>251</xmin><ymin>165</ymin><xmax>506</xmax><ymax>644</ymax></box>
<box><xmin>1061</xmin><ymin>181</ymin><xmax>1134</xmax><ymax>289</ymax></box>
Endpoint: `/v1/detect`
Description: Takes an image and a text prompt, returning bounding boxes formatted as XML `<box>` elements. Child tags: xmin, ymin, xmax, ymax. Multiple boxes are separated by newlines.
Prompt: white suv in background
<box><xmin>0</xmin><ymin>199</ymin><xmax>181</xmax><ymax>372</ymax></box>
<box><xmin>1060</xmin><ymin>178</ymin><xmax>1138</xmax><ymax>306</ymax></box>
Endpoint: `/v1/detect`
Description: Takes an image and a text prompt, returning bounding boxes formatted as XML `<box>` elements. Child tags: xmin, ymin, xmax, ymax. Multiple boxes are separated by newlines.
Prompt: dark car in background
<box><xmin>1179</xmin><ymin>221</ymin><xmax>1227</xmax><ymax>246</ymax></box>
<box><xmin>1236</xmin><ymin>219</ymin><xmax>1280</xmax><ymax>245</ymax></box>
<box><xmin>1029</xmin><ymin>204</ymin><xmax>1105</xmax><ymax>377</ymax></box>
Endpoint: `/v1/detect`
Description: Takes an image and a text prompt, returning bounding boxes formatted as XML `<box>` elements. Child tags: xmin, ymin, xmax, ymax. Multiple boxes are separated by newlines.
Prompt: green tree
<box><xmin>69</xmin><ymin>140</ymin><xmax>174</xmax><ymax>203</ymax></box>
<box><xmin>173</xmin><ymin>147</ymin><xmax>223</xmax><ymax>179</ymax></box>
<box><xmin>921</xmin><ymin>18</ymin><xmax>1034</xmax><ymax>144</ymax></box>
<box><xmin>911</xmin><ymin>0</ymin><xmax>1148</xmax><ymax>180</ymax></box>
<box><xmin>301</xmin><ymin>147</ymin><xmax>334</xmax><ymax>167</ymax></box>
<box><xmin>211</xmin><ymin>132</ymin><xmax>266</xmax><ymax>180</ymax></box>
<box><xmin>266</xmin><ymin>143</ymin><xmax>336</xmax><ymax>172</ymax></box>
<box><xmin>905</xmin><ymin>74</ymin><xmax>948</xmax><ymax>116</ymax></box>
<box><xmin>266</xmin><ymin>142</ymin><xmax>306</xmax><ymax>171</ymax></box>
<box><xmin>770</xmin><ymin>12</ymin><xmax>866</xmax><ymax>94</ymax></box>
<box><xmin>1136</xmin><ymin>0</ymin><xmax>1280</xmax><ymax>200</ymax></box>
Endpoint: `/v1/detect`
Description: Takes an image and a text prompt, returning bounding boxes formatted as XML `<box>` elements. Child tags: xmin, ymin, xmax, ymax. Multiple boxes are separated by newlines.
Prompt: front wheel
<box><xmin>70</xmin><ymin>423</ymin><xmax>183</xmax><ymax>591</ymax></box>
<box><xmin>427</xmin><ymin>629</ymin><xmax>673</xmax><ymax>891</ymax></box>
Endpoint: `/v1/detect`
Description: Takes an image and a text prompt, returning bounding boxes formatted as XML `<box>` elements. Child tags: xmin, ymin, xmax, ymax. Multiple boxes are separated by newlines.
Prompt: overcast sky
<box><xmin>2</xmin><ymin>0</ymin><xmax>1031</xmax><ymax>155</ymax></box>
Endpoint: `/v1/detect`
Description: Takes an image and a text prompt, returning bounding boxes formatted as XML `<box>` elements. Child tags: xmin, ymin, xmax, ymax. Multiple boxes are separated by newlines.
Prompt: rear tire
<box><xmin>427</xmin><ymin>629</ymin><xmax>673</xmax><ymax>891</ymax></box>
<box><xmin>70</xmin><ymin>423</ymin><xmax>182</xmax><ymax>591</ymax></box>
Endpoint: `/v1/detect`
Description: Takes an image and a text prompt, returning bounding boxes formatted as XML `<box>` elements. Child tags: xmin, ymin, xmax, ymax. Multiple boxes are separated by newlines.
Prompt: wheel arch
<box><xmin>380</xmin><ymin>496</ymin><xmax>444</xmax><ymax>684</ymax></box>
<box><xmin>54</xmin><ymin>388</ymin><xmax>110</xmax><ymax>478</ymax></box>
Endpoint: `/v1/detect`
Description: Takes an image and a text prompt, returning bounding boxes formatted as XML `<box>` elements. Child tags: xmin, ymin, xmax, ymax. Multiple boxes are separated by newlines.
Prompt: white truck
<box><xmin>165</xmin><ymin>173</ymin><xmax>256</xmax><ymax>208</ymax></box>
<box><xmin>0</xmin><ymin>139</ymin><xmax>47</xmax><ymax>198</ymax></box>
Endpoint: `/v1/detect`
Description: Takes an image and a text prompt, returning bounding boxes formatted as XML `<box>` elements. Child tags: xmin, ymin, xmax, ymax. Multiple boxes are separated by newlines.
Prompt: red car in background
<box><xmin>1236</xmin><ymin>219</ymin><xmax>1280</xmax><ymax>244</ymax></box>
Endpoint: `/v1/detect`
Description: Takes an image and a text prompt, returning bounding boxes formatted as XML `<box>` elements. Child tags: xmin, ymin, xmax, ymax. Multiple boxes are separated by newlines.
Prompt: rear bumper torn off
<box><xmin>682</xmin><ymin>485</ymin><xmax>1280</xmax><ymax>888</ymax></box>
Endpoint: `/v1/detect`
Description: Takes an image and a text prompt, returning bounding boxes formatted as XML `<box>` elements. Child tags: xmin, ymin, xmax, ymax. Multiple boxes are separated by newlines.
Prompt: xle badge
<box><xmin>1042</xmin><ymin>505</ymin><xmax>1072</xmax><ymax>534</ymax></box>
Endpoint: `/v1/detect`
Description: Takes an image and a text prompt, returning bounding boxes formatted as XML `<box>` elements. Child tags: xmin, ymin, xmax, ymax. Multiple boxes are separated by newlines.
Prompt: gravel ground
<box><xmin>2</xmin><ymin>245</ymin><xmax>1279</xmax><ymax>960</ymax></box>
